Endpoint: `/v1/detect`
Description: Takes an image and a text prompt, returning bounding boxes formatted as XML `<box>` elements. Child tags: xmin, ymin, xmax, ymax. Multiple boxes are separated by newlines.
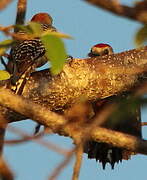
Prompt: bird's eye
<box><xmin>103</xmin><ymin>49</ymin><xmax>109</xmax><ymax>55</ymax></box>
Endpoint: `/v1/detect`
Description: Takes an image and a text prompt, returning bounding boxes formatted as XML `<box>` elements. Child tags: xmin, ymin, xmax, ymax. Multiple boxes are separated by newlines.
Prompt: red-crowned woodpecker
<box><xmin>88</xmin><ymin>43</ymin><xmax>113</xmax><ymax>57</ymax></box>
<box><xmin>9</xmin><ymin>12</ymin><xmax>56</xmax><ymax>86</ymax></box>
<box><xmin>85</xmin><ymin>43</ymin><xmax>142</xmax><ymax>169</ymax></box>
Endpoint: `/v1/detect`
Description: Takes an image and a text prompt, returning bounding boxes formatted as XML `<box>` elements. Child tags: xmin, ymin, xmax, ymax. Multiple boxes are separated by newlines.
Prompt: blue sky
<box><xmin>0</xmin><ymin>0</ymin><xmax>147</xmax><ymax>180</ymax></box>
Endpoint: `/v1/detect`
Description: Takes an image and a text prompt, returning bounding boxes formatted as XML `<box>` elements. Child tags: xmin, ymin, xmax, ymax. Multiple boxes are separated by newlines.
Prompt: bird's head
<box><xmin>88</xmin><ymin>43</ymin><xmax>113</xmax><ymax>57</ymax></box>
<box><xmin>31</xmin><ymin>12</ymin><xmax>53</xmax><ymax>25</ymax></box>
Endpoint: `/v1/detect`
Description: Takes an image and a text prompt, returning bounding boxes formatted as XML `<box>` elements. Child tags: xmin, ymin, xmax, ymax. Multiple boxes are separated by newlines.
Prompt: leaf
<box><xmin>41</xmin><ymin>34</ymin><xmax>67</xmax><ymax>74</ymax></box>
<box><xmin>0</xmin><ymin>47</ymin><xmax>7</xmax><ymax>56</ymax></box>
<box><xmin>0</xmin><ymin>39</ymin><xmax>14</xmax><ymax>55</ymax></box>
<box><xmin>0</xmin><ymin>39</ymin><xmax>14</xmax><ymax>48</ymax></box>
<box><xmin>15</xmin><ymin>24</ymin><xmax>31</xmax><ymax>33</ymax></box>
<box><xmin>27</xmin><ymin>22</ymin><xmax>43</xmax><ymax>35</ymax></box>
<box><xmin>0</xmin><ymin>70</ymin><xmax>10</xmax><ymax>80</ymax></box>
<box><xmin>15</xmin><ymin>22</ymin><xmax>42</xmax><ymax>36</ymax></box>
<box><xmin>135</xmin><ymin>25</ymin><xmax>147</xmax><ymax>46</ymax></box>
<box><xmin>16</xmin><ymin>24</ymin><xmax>72</xmax><ymax>39</ymax></box>
<box><xmin>42</xmin><ymin>31</ymin><xmax>72</xmax><ymax>39</ymax></box>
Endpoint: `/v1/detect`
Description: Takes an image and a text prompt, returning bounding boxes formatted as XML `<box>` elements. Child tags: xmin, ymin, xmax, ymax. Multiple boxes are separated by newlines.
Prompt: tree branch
<box><xmin>0</xmin><ymin>157</ymin><xmax>14</xmax><ymax>180</ymax></box>
<box><xmin>142</xmin><ymin>122</ymin><xmax>147</xmax><ymax>126</ymax></box>
<box><xmin>72</xmin><ymin>144</ymin><xmax>83</xmax><ymax>180</ymax></box>
<box><xmin>0</xmin><ymin>46</ymin><xmax>146</xmax><ymax>123</ymax></box>
<box><xmin>0</xmin><ymin>46</ymin><xmax>147</xmax><ymax>159</ymax></box>
<box><xmin>0</xmin><ymin>88</ymin><xmax>66</xmax><ymax>130</ymax></box>
<box><xmin>0</xmin><ymin>0</ymin><xmax>13</xmax><ymax>10</ymax></box>
<box><xmin>0</xmin><ymin>88</ymin><xmax>147</xmax><ymax>155</ymax></box>
<box><xmin>21</xmin><ymin>46</ymin><xmax>147</xmax><ymax>113</ymax></box>
<box><xmin>5</xmin><ymin>126</ymin><xmax>69</xmax><ymax>156</ymax></box>
<box><xmin>0</xmin><ymin>114</ymin><xmax>8</xmax><ymax>156</ymax></box>
<box><xmin>48</xmin><ymin>149</ymin><xmax>75</xmax><ymax>180</ymax></box>
<box><xmin>14</xmin><ymin>0</ymin><xmax>27</xmax><ymax>32</ymax></box>
<box><xmin>84</xmin><ymin>0</ymin><xmax>147</xmax><ymax>24</ymax></box>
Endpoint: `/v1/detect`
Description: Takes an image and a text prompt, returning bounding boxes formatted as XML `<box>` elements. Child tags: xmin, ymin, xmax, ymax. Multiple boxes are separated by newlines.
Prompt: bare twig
<box><xmin>0</xmin><ymin>127</ymin><xmax>6</xmax><ymax>156</ymax></box>
<box><xmin>0</xmin><ymin>127</ymin><xmax>5</xmax><ymax>153</ymax></box>
<box><xmin>5</xmin><ymin>125</ymin><xmax>69</xmax><ymax>156</ymax></box>
<box><xmin>72</xmin><ymin>144</ymin><xmax>83</xmax><ymax>180</ymax></box>
<box><xmin>0</xmin><ymin>25</ymin><xmax>40</xmax><ymax>40</ymax></box>
<box><xmin>4</xmin><ymin>131</ymin><xmax>44</xmax><ymax>144</ymax></box>
<box><xmin>65</xmin><ymin>102</ymin><xmax>115</xmax><ymax>180</ymax></box>
<box><xmin>141</xmin><ymin>122</ymin><xmax>147</xmax><ymax>126</ymax></box>
<box><xmin>0</xmin><ymin>157</ymin><xmax>14</xmax><ymax>180</ymax></box>
<box><xmin>0</xmin><ymin>0</ymin><xmax>13</xmax><ymax>10</ymax></box>
<box><xmin>48</xmin><ymin>148</ymin><xmax>75</xmax><ymax>180</ymax></box>
<box><xmin>0</xmin><ymin>114</ymin><xmax>8</xmax><ymax>156</ymax></box>
<box><xmin>15</xmin><ymin>0</ymin><xmax>27</xmax><ymax>32</ymax></box>
<box><xmin>84</xmin><ymin>0</ymin><xmax>147</xmax><ymax>24</ymax></box>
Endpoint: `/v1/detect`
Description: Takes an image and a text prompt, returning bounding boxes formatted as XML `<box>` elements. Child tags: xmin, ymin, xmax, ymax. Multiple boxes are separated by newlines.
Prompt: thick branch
<box><xmin>0</xmin><ymin>46</ymin><xmax>147</xmax><ymax>156</ymax></box>
<box><xmin>84</xmin><ymin>0</ymin><xmax>147</xmax><ymax>24</ymax></box>
<box><xmin>0</xmin><ymin>88</ymin><xmax>147</xmax><ymax>155</ymax></box>
<box><xmin>0</xmin><ymin>88</ymin><xmax>66</xmax><ymax>131</ymax></box>
<box><xmin>0</xmin><ymin>46</ymin><xmax>147</xmax><ymax>121</ymax></box>
<box><xmin>22</xmin><ymin>46</ymin><xmax>147</xmax><ymax>112</ymax></box>
<box><xmin>91</xmin><ymin>126</ymin><xmax>147</xmax><ymax>155</ymax></box>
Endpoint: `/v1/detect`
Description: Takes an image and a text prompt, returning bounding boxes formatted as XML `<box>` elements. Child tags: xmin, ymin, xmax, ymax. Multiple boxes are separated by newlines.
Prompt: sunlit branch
<box><xmin>84</xmin><ymin>0</ymin><xmax>147</xmax><ymax>24</ymax></box>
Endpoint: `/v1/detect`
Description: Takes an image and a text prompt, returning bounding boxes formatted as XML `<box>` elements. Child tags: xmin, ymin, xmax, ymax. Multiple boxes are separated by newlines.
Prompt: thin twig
<box><xmin>15</xmin><ymin>0</ymin><xmax>27</xmax><ymax>32</ymax></box>
<box><xmin>6</xmin><ymin>126</ymin><xmax>69</xmax><ymax>156</ymax></box>
<box><xmin>0</xmin><ymin>127</ymin><xmax>6</xmax><ymax>156</ymax></box>
<box><xmin>48</xmin><ymin>148</ymin><xmax>75</xmax><ymax>180</ymax></box>
<box><xmin>72</xmin><ymin>144</ymin><xmax>83</xmax><ymax>180</ymax></box>
<box><xmin>0</xmin><ymin>113</ymin><xmax>8</xmax><ymax>156</ymax></box>
<box><xmin>141</xmin><ymin>122</ymin><xmax>147</xmax><ymax>126</ymax></box>
<box><xmin>0</xmin><ymin>157</ymin><xmax>14</xmax><ymax>180</ymax></box>
<box><xmin>4</xmin><ymin>131</ymin><xmax>44</xmax><ymax>144</ymax></box>
<box><xmin>0</xmin><ymin>25</ymin><xmax>39</xmax><ymax>40</ymax></box>
<box><xmin>84</xmin><ymin>0</ymin><xmax>147</xmax><ymax>24</ymax></box>
<box><xmin>0</xmin><ymin>0</ymin><xmax>13</xmax><ymax>10</ymax></box>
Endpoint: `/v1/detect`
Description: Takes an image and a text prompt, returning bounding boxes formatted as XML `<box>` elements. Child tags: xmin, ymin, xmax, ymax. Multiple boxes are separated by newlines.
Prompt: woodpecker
<box><xmin>9</xmin><ymin>12</ymin><xmax>57</xmax><ymax>86</ymax></box>
<box><xmin>85</xmin><ymin>43</ymin><xmax>142</xmax><ymax>169</ymax></box>
<box><xmin>88</xmin><ymin>43</ymin><xmax>113</xmax><ymax>57</ymax></box>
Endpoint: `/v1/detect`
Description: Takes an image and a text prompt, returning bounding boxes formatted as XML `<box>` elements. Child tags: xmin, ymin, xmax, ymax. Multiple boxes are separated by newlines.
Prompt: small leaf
<box><xmin>42</xmin><ymin>31</ymin><xmax>72</xmax><ymax>39</ymax></box>
<box><xmin>0</xmin><ymin>70</ymin><xmax>10</xmax><ymax>80</ymax></box>
<box><xmin>135</xmin><ymin>25</ymin><xmax>147</xmax><ymax>46</ymax></box>
<box><xmin>15</xmin><ymin>22</ymin><xmax>42</xmax><ymax>36</ymax></box>
<box><xmin>27</xmin><ymin>22</ymin><xmax>43</xmax><ymax>35</ymax></box>
<box><xmin>15</xmin><ymin>24</ymin><xmax>31</xmax><ymax>33</ymax></box>
<box><xmin>0</xmin><ymin>39</ymin><xmax>14</xmax><ymax>47</ymax></box>
<box><xmin>16</xmin><ymin>24</ymin><xmax>72</xmax><ymax>39</ymax></box>
<box><xmin>0</xmin><ymin>39</ymin><xmax>14</xmax><ymax>55</ymax></box>
<box><xmin>0</xmin><ymin>47</ymin><xmax>6</xmax><ymax>56</ymax></box>
<box><xmin>41</xmin><ymin>34</ymin><xmax>67</xmax><ymax>74</ymax></box>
